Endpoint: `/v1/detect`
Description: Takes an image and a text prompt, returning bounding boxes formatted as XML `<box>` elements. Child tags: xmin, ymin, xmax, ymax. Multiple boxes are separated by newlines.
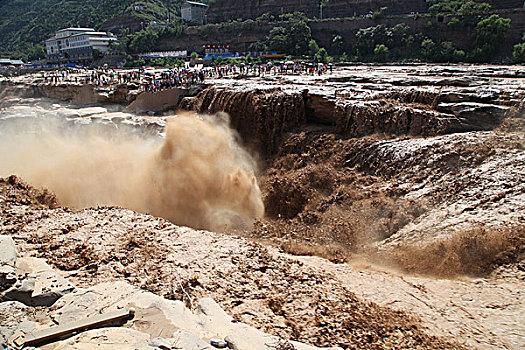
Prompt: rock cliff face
<box><xmin>183</xmin><ymin>87</ymin><xmax>308</xmax><ymax>155</ymax></box>
<box><xmin>206</xmin><ymin>0</ymin><xmax>429</xmax><ymax>22</ymax></box>
<box><xmin>206</xmin><ymin>0</ymin><xmax>523</xmax><ymax>22</ymax></box>
<box><xmin>183</xmin><ymin>79</ymin><xmax>515</xmax><ymax>158</ymax></box>
<box><xmin>484</xmin><ymin>0</ymin><xmax>524</xmax><ymax>9</ymax></box>
<box><xmin>0</xmin><ymin>80</ymin><xmax>199</xmax><ymax>111</ymax></box>
<box><xmin>0</xmin><ymin>81</ymin><xmax>132</xmax><ymax>105</ymax></box>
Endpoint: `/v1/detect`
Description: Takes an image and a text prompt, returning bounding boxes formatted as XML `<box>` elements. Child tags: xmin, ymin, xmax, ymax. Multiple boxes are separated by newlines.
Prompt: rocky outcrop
<box><xmin>185</xmin><ymin>86</ymin><xmax>308</xmax><ymax>155</ymax></box>
<box><xmin>184</xmin><ymin>84</ymin><xmax>515</xmax><ymax>158</ymax></box>
<box><xmin>2</xmin><ymin>257</ymin><xmax>76</xmax><ymax>307</ymax></box>
<box><xmin>333</xmin><ymin>100</ymin><xmax>451</xmax><ymax>136</ymax></box>
<box><xmin>1</xmin><ymin>80</ymin><xmax>204</xmax><ymax>112</ymax></box>
<box><xmin>48</xmin><ymin>281</ymin><xmax>340</xmax><ymax>350</ymax></box>
<box><xmin>0</xmin><ymin>176</ymin><xmax>467</xmax><ymax>350</ymax></box>
<box><xmin>126</xmin><ymin>86</ymin><xmax>203</xmax><ymax>113</ymax></box>
<box><xmin>0</xmin><ymin>236</ymin><xmax>17</xmax><ymax>292</ymax></box>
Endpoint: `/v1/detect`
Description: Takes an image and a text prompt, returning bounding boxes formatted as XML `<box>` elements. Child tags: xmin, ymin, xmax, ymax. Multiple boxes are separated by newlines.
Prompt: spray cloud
<box><xmin>0</xmin><ymin>111</ymin><xmax>264</xmax><ymax>231</ymax></box>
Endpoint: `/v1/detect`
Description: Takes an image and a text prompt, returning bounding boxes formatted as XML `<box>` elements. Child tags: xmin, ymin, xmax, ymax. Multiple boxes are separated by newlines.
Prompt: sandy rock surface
<box><xmin>0</xmin><ymin>177</ymin><xmax>462</xmax><ymax>350</ymax></box>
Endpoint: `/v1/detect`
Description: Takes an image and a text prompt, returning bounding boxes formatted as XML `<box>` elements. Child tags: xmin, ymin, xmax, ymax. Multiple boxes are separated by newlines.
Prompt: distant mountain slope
<box><xmin>0</xmin><ymin>0</ymin><xmax>203</xmax><ymax>60</ymax></box>
<box><xmin>0</xmin><ymin>0</ymin><xmax>132</xmax><ymax>58</ymax></box>
<box><xmin>206</xmin><ymin>0</ymin><xmax>524</xmax><ymax>23</ymax></box>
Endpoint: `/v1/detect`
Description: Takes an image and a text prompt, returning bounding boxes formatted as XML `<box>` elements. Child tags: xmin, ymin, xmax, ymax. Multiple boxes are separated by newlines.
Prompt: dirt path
<box><xmin>292</xmin><ymin>254</ymin><xmax>525</xmax><ymax>350</ymax></box>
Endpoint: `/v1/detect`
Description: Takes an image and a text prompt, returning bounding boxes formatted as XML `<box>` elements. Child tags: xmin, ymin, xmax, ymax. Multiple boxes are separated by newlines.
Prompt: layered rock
<box><xmin>0</xmin><ymin>80</ymin><xmax>199</xmax><ymax>109</ymax></box>
<box><xmin>184</xmin><ymin>86</ymin><xmax>308</xmax><ymax>155</ymax></box>
<box><xmin>206</xmin><ymin>0</ymin><xmax>430</xmax><ymax>23</ymax></box>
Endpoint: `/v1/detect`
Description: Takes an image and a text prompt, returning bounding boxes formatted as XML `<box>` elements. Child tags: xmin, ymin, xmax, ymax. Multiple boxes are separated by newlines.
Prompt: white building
<box><xmin>181</xmin><ymin>1</ymin><xmax>208</xmax><ymax>24</ymax></box>
<box><xmin>45</xmin><ymin>27</ymin><xmax>117</xmax><ymax>62</ymax></box>
<box><xmin>0</xmin><ymin>58</ymin><xmax>25</xmax><ymax>67</ymax></box>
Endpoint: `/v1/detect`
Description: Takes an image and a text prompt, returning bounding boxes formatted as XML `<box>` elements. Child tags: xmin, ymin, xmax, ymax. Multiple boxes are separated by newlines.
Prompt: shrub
<box><xmin>374</xmin><ymin>44</ymin><xmax>389</xmax><ymax>62</ymax></box>
<box><xmin>512</xmin><ymin>42</ymin><xmax>525</xmax><ymax>63</ymax></box>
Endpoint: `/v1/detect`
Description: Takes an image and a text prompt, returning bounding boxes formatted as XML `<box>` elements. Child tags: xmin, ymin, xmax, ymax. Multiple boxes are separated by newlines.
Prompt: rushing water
<box><xmin>0</xmin><ymin>99</ymin><xmax>264</xmax><ymax>231</ymax></box>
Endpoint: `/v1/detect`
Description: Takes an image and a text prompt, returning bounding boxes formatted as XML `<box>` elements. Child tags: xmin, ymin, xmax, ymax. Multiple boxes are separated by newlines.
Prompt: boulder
<box><xmin>3</xmin><ymin>257</ymin><xmax>75</xmax><ymax>307</ymax></box>
<box><xmin>50</xmin><ymin>327</ymin><xmax>215</xmax><ymax>350</ymax></box>
<box><xmin>225</xmin><ymin>324</ymin><xmax>342</xmax><ymax>350</ymax></box>
<box><xmin>438</xmin><ymin>102</ymin><xmax>509</xmax><ymax>132</ymax></box>
<box><xmin>0</xmin><ymin>235</ymin><xmax>17</xmax><ymax>289</ymax></box>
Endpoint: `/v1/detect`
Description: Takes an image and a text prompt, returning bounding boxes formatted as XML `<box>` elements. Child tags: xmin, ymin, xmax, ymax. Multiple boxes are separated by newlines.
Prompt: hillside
<box><xmin>0</xmin><ymin>0</ymin><xmax>210</xmax><ymax>61</ymax></box>
<box><xmin>206</xmin><ymin>0</ymin><xmax>524</xmax><ymax>23</ymax></box>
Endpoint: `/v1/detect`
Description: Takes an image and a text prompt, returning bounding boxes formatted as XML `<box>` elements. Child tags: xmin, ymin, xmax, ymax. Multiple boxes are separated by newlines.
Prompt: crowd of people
<box><xmin>33</xmin><ymin>61</ymin><xmax>335</xmax><ymax>93</ymax></box>
<box><xmin>204</xmin><ymin>61</ymin><xmax>333</xmax><ymax>78</ymax></box>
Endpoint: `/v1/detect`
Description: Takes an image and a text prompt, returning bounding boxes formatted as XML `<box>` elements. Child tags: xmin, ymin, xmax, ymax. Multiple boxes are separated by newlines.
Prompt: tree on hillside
<box><xmin>308</xmin><ymin>40</ymin><xmax>320</xmax><ymax>57</ymax></box>
<box><xmin>288</xmin><ymin>19</ymin><xmax>312</xmax><ymax>55</ymax></box>
<box><xmin>267</xmin><ymin>26</ymin><xmax>289</xmax><ymax>53</ymax></box>
<box><xmin>512</xmin><ymin>33</ymin><xmax>525</xmax><ymax>63</ymax></box>
<box><xmin>513</xmin><ymin>43</ymin><xmax>525</xmax><ymax>63</ymax></box>
<box><xmin>128</xmin><ymin>28</ymin><xmax>159</xmax><ymax>53</ymax></box>
<box><xmin>374</xmin><ymin>44</ymin><xmax>389</xmax><ymax>62</ymax></box>
<box><xmin>471</xmin><ymin>14</ymin><xmax>511</xmax><ymax>61</ymax></box>
<box><xmin>457</xmin><ymin>1</ymin><xmax>491</xmax><ymax>16</ymax></box>
<box><xmin>315</xmin><ymin>47</ymin><xmax>329</xmax><ymax>63</ymax></box>
<box><xmin>426</xmin><ymin>0</ymin><xmax>491</xmax><ymax>15</ymax></box>
<box><xmin>330</xmin><ymin>35</ymin><xmax>344</xmax><ymax>56</ymax></box>
<box><xmin>266</xmin><ymin>14</ymin><xmax>312</xmax><ymax>55</ymax></box>
<box><xmin>355</xmin><ymin>24</ymin><xmax>390</xmax><ymax>58</ymax></box>
<box><xmin>420</xmin><ymin>38</ymin><xmax>437</xmax><ymax>60</ymax></box>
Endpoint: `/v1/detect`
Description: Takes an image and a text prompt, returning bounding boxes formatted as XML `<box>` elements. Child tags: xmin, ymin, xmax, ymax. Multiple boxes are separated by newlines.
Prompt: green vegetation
<box><xmin>469</xmin><ymin>14</ymin><xmax>511</xmax><ymax>61</ymax></box>
<box><xmin>373</xmin><ymin>44</ymin><xmax>389</xmax><ymax>62</ymax></box>
<box><xmin>350</xmin><ymin>5</ymin><xmax>511</xmax><ymax>63</ymax></box>
<box><xmin>246</xmin><ymin>12</ymin><xmax>338</xmax><ymax>62</ymax></box>
<box><xmin>0</xmin><ymin>0</ymin><xmax>214</xmax><ymax>61</ymax></box>
<box><xmin>512</xmin><ymin>33</ymin><xmax>525</xmax><ymax>63</ymax></box>
<box><xmin>266</xmin><ymin>13</ymin><xmax>312</xmax><ymax>56</ymax></box>
<box><xmin>0</xmin><ymin>0</ymin><xmax>135</xmax><ymax>60</ymax></box>
<box><xmin>0</xmin><ymin>0</ymin><xmax>521</xmax><ymax>65</ymax></box>
<box><xmin>425</xmin><ymin>0</ymin><xmax>491</xmax><ymax>15</ymax></box>
<box><xmin>315</xmin><ymin>47</ymin><xmax>329</xmax><ymax>63</ymax></box>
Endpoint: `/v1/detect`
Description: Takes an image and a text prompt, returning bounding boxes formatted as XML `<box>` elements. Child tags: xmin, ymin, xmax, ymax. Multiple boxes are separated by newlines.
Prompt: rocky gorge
<box><xmin>0</xmin><ymin>64</ymin><xmax>524</xmax><ymax>349</ymax></box>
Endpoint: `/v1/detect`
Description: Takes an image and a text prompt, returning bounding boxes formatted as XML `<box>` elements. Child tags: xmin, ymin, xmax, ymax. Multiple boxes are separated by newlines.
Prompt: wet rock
<box><xmin>126</xmin><ymin>87</ymin><xmax>202</xmax><ymax>113</ymax></box>
<box><xmin>3</xmin><ymin>257</ymin><xmax>75</xmax><ymax>307</ymax></box>
<box><xmin>334</xmin><ymin>101</ymin><xmax>450</xmax><ymax>137</ymax></box>
<box><xmin>438</xmin><ymin>102</ymin><xmax>509</xmax><ymax>131</ymax></box>
<box><xmin>439</xmin><ymin>88</ymin><xmax>500</xmax><ymax>103</ymax></box>
<box><xmin>188</xmin><ymin>86</ymin><xmax>307</xmax><ymax>156</ymax></box>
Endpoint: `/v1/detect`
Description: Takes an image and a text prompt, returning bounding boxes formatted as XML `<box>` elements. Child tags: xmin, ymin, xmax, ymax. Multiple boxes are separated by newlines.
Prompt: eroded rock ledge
<box><xmin>2</xmin><ymin>64</ymin><xmax>524</xmax><ymax>158</ymax></box>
